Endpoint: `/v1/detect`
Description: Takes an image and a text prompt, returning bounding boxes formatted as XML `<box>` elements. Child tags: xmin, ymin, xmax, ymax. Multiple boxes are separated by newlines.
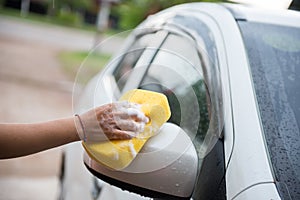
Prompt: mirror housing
<box><xmin>83</xmin><ymin>123</ymin><xmax>198</xmax><ymax>199</ymax></box>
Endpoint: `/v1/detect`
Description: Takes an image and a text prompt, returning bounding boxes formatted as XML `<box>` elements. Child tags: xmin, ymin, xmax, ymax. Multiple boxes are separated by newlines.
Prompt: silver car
<box><xmin>74</xmin><ymin>2</ymin><xmax>300</xmax><ymax>200</ymax></box>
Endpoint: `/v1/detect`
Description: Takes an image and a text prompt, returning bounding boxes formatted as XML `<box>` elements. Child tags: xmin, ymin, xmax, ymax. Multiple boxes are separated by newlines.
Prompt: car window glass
<box><xmin>113</xmin><ymin>34</ymin><xmax>154</xmax><ymax>91</ymax></box>
<box><xmin>170</xmin><ymin>15</ymin><xmax>223</xmax><ymax>140</ymax></box>
<box><xmin>139</xmin><ymin>33</ymin><xmax>210</xmax><ymax>153</ymax></box>
<box><xmin>239</xmin><ymin>21</ymin><xmax>300</xmax><ymax>200</ymax></box>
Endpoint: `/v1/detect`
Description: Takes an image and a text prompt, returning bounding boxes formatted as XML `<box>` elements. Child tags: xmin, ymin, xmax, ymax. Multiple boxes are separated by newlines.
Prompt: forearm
<box><xmin>0</xmin><ymin>102</ymin><xmax>148</xmax><ymax>159</ymax></box>
<box><xmin>0</xmin><ymin>117</ymin><xmax>80</xmax><ymax>159</ymax></box>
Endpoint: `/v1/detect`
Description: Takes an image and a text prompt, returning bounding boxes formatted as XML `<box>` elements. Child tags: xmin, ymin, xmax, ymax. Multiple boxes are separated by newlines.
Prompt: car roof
<box><xmin>223</xmin><ymin>3</ymin><xmax>300</xmax><ymax>27</ymax></box>
<box><xmin>142</xmin><ymin>2</ymin><xmax>300</xmax><ymax>29</ymax></box>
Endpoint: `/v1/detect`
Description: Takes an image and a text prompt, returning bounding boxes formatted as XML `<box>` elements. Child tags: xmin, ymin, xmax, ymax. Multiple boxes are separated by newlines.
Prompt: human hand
<box><xmin>74</xmin><ymin>102</ymin><xmax>149</xmax><ymax>142</ymax></box>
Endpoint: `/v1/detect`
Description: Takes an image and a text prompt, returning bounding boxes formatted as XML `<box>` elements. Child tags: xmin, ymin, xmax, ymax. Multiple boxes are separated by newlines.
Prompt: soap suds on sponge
<box><xmin>128</xmin><ymin>141</ymin><xmax>137</xmax><ymax>158</ymax></box>
<box><xmin>82</xmin><ymin>89</ymin><xmax>171</xmax><ymax>170</ymax></box>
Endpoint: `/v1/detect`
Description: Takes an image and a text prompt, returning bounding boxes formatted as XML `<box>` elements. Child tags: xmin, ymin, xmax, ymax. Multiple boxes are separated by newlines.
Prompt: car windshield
<box><xmin>239</xmin><ymin>21</ymin><xmax>300</xmax><ymax>199</ymax></box>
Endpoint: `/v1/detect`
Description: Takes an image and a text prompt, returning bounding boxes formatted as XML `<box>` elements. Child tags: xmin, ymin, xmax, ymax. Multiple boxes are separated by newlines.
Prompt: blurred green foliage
<box><xmin>1</xmin><ymin>0</ymin><xmax>223</xmax><ymax>30</ymax></box>
<box><xmin>56</xmin><ymin>9</ymin><xmax>83</xmax><ymax>27</ymax></box>
<box><xmin>46</xmin><ymin>0</ymin><xmax>92</xmax><ymax>27</ymax></box>
<box><xmin>115</xmin><ymin>0</ymin><xmax>223</xmax><ymax>29</ymax></box>
<box><xmin>46</xmin><ymin>0</ymin><xmax>92</xmax><ymax>11</ymax></box>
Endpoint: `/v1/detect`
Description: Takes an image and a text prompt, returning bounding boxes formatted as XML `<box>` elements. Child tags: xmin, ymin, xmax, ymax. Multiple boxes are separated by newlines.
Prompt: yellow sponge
<box><xmin>82</xmin><ymin>89</ymin><xmax>171</xmax><ymax>170</ymax></box>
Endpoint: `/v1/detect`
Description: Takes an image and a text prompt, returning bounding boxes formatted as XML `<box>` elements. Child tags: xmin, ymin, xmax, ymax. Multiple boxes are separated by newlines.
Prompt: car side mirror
<box><xmin>83</xmin><ymin>122</ymin><xmax>198</xmax><ymax>199</ymax></box>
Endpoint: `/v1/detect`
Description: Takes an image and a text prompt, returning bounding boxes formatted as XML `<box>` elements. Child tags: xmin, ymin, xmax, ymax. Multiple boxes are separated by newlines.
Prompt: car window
<box><xmin>113</xmin><ymin>30</ymin><xmax>166</xmax><ymax>93</ymax></box>
<box><xmin>113</xmin><ymin>33</ymin><xmax>155</xmax><ymax>91</ymax></box>
<box><xmin>139</xmin><ymin>33</ymin><xmax>210</xmax><ymax>155</ymax></box>
<box><xmin>239</xmin><ymin>21</ymin><xmax>300</xmax><ymax>200</ymax></box>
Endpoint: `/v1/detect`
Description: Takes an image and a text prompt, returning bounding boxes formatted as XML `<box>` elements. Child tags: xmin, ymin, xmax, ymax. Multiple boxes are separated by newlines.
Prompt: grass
<box><xmin>58</xmin><ymin>51</ymin><xmax>112</xmax><ymax>85</ymax></box>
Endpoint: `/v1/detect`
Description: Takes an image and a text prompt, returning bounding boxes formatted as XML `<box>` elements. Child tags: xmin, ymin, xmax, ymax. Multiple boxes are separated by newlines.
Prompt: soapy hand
<box><xmin>75</xmin><ymin>102</ymin><xmax>149</xmax><ymax>142</ymax></box>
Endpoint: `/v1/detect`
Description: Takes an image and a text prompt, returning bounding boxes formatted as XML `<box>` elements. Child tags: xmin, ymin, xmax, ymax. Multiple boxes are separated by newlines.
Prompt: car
<box><xmin>73</xmin><ymin>2</ymin><xmax>300</xmax><ymax>200</ymax></box>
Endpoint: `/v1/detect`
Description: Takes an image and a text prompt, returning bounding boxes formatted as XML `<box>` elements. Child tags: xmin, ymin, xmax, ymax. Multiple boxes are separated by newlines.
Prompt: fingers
<box><xmin>107</xmin><ymin>129</ymin><xmax>137</xmax><ymax>140</ymax></box>
<box><xmin>93</xmin><ymin>101</ymin><xmax>148</xmax><ymax>141</ymax></box>
<box><xmin>127</xmin><ymin>107</ymin><xmax>149</xmax><ymax>123</ymax></box>
<box><xmin>116</xmin><ymin>120</ymin><xmax>145</xmax><ymax>133</ymax></box>
<box><xmin>114</xmin><ymin>101</ymin><xmax>149</xmax><ymax>122</ymax></box>
<box><xmin>114</xmin><ymin>109</ymin><xmax>149</xmax><ymax>123</ymax></box>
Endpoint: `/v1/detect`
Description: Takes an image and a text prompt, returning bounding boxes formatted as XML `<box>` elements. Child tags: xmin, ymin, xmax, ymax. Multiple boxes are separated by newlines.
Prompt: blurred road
<box><xmin>0</xmin><ymin>36</ymin><xmax>70</xmax><ymax>200</ymax></box>
<box><xmin>0</xmin><ymin>16</ymin><xmax>75</xmax><ymax>200</ymax></box>
<box><xmin>0</xmin><ymin>15</ymin><xmax>125</xmax><ymax>54</ymax></box>
<box><xmin>0</xmin><ymin>15</ymin><xmax>147</xmax><ymax>200</ymax></box>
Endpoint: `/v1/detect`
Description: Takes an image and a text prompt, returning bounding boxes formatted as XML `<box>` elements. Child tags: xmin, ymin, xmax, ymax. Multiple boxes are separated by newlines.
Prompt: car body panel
<box><xmin>207</xmin><ymin>5</ymin><xmax>276</xmax><ymax>200</ymax></box>
<box><xmin>234</xmin><ymin>183</ymin><xmax>281</xmax><ymax>200</ymax></box>
<box><xmin>225</xmin><ymin>3</ymin><xmax>300</xmax><ymax>28</ymax></box>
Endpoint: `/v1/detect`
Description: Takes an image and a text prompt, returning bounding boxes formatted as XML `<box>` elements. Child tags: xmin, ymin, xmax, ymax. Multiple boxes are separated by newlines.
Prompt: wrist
<box><xmin>74</xmin><ymin>114</ymin><xmax>85</xmax><ymax>141</ymax></box>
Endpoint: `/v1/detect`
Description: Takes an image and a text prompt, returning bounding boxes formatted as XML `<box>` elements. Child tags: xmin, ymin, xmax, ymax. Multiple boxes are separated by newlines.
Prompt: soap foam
<box><xmin>128</xmin><ymin>141</ymin><xmax>137</xmax><ymax>158</ymax></box>
<box><xmin>112</xmin><ymin>149</ymin><xmax>119</xmax><ymax>160</ymax></box>
<box><xmin>137</xmin><ymin>122</ymin><xmax>160</xmax><ymax>139</ymax></box>
<box><xmin>127</xmin><ymin>107</ymin><xmax>149</xmax><ymax>123</ymax></box>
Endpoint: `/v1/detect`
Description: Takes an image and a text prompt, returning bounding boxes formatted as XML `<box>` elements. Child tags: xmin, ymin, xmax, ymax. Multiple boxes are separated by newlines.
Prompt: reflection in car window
<box><xmin>239</xmin><ymin>21</ymin><xmax>300</xmax><ymax>199</ymax></box>
<box><xmin>170</xmin><ymin>15</ymin><xmax>223</xmax><ymax>145</ymax></box>
<box><xmin>139</xmin><ymin>33</ymin><xmax>210</xmax><ymax>154</ymax></box>
<box><xmin>113</xmin><ymin>34</ymin><xmax>154</xmax><ymax>91</ymax></box>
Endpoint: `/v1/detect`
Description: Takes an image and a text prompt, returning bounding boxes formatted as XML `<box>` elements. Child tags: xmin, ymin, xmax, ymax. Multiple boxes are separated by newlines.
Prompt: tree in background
<box><xmin>46</xmin><ymin>0</ymin><xmax>93</xmax><ymax>26</ymax></box>
<box><xmin>114</xmin><ymin>0</ymin><xmax>223</xmax><ymax>30</ymax></box>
